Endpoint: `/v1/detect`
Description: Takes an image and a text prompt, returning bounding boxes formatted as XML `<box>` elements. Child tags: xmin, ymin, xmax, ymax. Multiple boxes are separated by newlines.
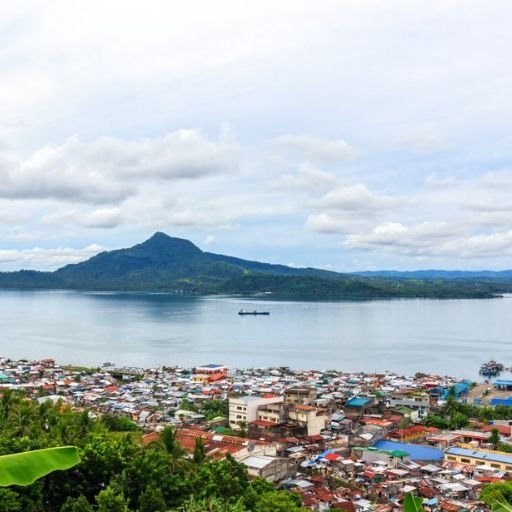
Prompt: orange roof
<box><xmin>174</xmin><ymin>428</ymin><xmax>269</xmax><ymax>459</ymax></box>
<box><xmin>251</xmin><ymin>420</ymin><xmax>276</xmax><ymax>427</ymax></box>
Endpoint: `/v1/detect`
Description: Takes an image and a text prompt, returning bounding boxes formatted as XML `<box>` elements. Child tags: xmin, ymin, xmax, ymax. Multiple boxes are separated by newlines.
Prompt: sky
<box><xmin>1</xmin><ymin>0</ymin><xmax>512</xmax><ymax>272</ymax></box>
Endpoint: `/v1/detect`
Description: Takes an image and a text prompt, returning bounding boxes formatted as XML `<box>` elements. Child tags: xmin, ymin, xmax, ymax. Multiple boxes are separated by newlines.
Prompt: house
<box><xmin>284</xmin><ymin>386</ymin><xmax>317</xmax><ymax>406</ymax></box>
<box><xmin>175</xmin><ymin>428</ymin><xmax>276</xmax><ymax>460</ymax></box>
<box><xmin>229</xmin><ymin>395</ymin><xmax>283</xmax><ymax>429</ymax></box>
<box><xmin>240</xmin><ymin>454</ymin><xmax>294</xmax><ymax>482</ymax></box>
<box><xmin>192</xmin><ymin>364</ymin><xmax>228</xmax><ymax>383</ymax></box>
<box><xmin>287</xmin><ymin>404</ymin><xmax>328</xmax><ymax>436</ymax></box>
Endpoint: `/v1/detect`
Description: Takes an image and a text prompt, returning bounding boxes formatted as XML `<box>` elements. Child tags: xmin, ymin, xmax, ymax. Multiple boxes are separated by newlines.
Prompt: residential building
<box><xmin>284</xmin><ymin>386</ymin><xmax>317</xmax><ymax>406</ymax></box>
<box><xmin>445</xmin><ymin>446</ymin><xmax>512</xmax><ymax>471</ymax></box>
<box><xmin>240</xmin><ymin>455</ymin><xmax>294</xmax><ymax>482</ymax></box>
<box><xmin>229</xmin><ymin>395</ymin><xmax>283</xmax><ymax>429</ymax></box>
<box><xmin>193</xmin><ymin>364</ymin><xmax>228</xmax><ymax>383</ymax></box>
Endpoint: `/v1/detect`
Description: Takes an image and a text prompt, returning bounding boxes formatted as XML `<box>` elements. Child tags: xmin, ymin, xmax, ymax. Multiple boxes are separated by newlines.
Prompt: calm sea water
<box><xmin>0</xmin><ymin>290</ymin><xmax>510</xmax><ymax>379</ymax></box>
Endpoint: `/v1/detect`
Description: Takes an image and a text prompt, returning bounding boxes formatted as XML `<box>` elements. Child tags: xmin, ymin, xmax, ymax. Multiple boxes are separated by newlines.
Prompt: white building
<box><xmin>229</xmin><ymin>395</ymin><xmax>283</xmax><ymax>429</ymax></box>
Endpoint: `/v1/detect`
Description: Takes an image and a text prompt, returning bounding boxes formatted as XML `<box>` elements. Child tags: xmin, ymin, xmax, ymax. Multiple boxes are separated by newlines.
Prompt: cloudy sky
<box><xmin>1</xmin><ymin>0</ymin><xmax>512</xmax><ymax>272</ymax></box>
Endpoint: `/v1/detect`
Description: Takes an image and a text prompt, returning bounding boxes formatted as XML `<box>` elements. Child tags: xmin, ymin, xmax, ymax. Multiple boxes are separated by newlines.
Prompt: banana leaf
<box><xmin>403</xmin><ymin>493</ymin><xmax>425</xmax><ymax>512</ymax></box>
<box><xmin>493</xmin><ymin>502</ymin><xmax>512</xmax><ymax>512</ymax></box>
<box><xmin>0</xmin><ymin>446</ymin><xmax>80</xmax><ymax>486</ymax></box>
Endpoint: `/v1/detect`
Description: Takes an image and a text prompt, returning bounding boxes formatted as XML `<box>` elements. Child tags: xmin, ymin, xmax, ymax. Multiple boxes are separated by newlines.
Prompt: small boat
<box><xmin>238</xmin><ymin>309</ymin><xmax>270</xmax><ymax>315</ymax></box>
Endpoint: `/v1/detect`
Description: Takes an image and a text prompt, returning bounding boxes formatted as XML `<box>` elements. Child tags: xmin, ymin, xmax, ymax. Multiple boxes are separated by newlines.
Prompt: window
<box><xmin>447</xmin><ymin>456</ymin><xmax>456</xmax><ymax>461</ymax></box>
<box><xmin>505</xmin><ymin>466</ymin><xmax>512</xmax><ymax>471</ymax></box>
<box><xmin>491</xmin><ymin>464</ymin><xmax>500</xmax><ymax>469</ymax></box>
<box><xmin>461</xmin><ymin>458</ymin><xmax>470</xmax><ymax>463</ymax></box>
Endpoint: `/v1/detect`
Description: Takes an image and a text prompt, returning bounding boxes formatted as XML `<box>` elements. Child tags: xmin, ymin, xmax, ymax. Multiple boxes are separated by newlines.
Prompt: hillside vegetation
<box><xmin>0</xmin><ymin>232</ymin><xmax>511</xmax><ymax>299</ymax></box>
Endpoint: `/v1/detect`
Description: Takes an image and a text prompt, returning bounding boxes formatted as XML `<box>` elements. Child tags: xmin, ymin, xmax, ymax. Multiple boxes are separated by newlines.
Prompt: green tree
<box><xmin>180</xmin><ymin>495</ymin><xmax>246</xmax><ymax>512</ymax></box>
<box><xmin>490</xmin><ymin>428</ymin><xmax>501</xmax><ymax>448</ymax></box>
<box><xmin>158</xmin><ymin>427</ymin><xmax>186</xmax><ymax>459</ymax></box>
<box><xmin>0</xmin><ymin>488</ymin><xmax>21</xmax><ymax>512</ymax></box>
<box><xmin>193</xmin><ymin>438</ymin><xmax>206</xmax><ymax>464</ymax></box>
<box><xmin>481</xmin><ymin>482</ymin><xmax>512</xmax><ymax>507</ymax></box>
<box><xmin>237</xmin><ymin>421</ymin><xmax>248</xmax><ymax>438</ymax></box>
<box><xmin>252</xmin><ymin>491</ymin><xmax>307</xmax><ymax>512</ymax></box>
<box><xmin>138</xmin><ymin>486</ymin><xmax>166</xmax><ymax>512</ymax></box>
<box><xmin>60</xmin><ymin>495</ymin><xmax>94</xmax><ymax>512</ymax></box>
<box><xmin>96</xmin><ymin>486</ymin><xmax>129</xmax><ymax>512</ymax></box>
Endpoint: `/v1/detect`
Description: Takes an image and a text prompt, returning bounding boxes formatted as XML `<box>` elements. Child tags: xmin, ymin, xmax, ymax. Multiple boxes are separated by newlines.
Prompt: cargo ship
<box><xmin>238</xmin><ymin>309</ymin><xmax>270</xmax><ymax>315</ymax></box>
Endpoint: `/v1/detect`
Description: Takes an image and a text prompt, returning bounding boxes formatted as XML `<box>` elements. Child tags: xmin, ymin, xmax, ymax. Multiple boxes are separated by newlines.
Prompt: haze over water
<box><xmin>1</xmin><ymin>290</ymin><xmax>509</xmax><ymax>379</ymax></box>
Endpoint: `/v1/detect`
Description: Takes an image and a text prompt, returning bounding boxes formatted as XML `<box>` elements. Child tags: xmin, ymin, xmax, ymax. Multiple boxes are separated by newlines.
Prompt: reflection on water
<box><xmin>0</xmin><ymin>290</ymin><xmax>509</xmax><ymax>378</ymax></box>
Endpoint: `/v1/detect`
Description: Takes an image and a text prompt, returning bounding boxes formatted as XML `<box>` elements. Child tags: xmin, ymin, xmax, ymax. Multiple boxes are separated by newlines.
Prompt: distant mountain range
<box><xmin>0</xmin><ymin>232</ymin><xmax>511</xmax><ymax>299</ymax></box>
<box><xmin>355</xmin><ymin>269</ymin><xmax>512</xmax><ymax>279</ymax></box>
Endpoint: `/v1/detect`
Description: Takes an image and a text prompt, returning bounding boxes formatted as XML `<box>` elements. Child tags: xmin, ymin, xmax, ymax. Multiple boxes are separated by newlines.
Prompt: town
<box><xmin>2</xmin><ymin>357</ymin><xmax>512</xmax><ymax>511</ymax></box>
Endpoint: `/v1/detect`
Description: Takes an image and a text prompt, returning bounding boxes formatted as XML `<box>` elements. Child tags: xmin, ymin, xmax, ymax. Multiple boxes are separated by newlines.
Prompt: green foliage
<box><xmin>0</xmin><ymin>390</ymin><xmax>309</xmax><ymax>511</ymax></box>
<box><xmin>0</xmin><ymin>488</ymin><xmax>22</xmax><ymax>511</ymax></box>
<box><xmin>0</xmin><ymin>231</ymin><xmax>509</xmax><ymax>298</ymax></box>
<box><xmin>60</xmin><ymin>495</ymin><xmax>93</xmax><ymax>512</ymax></box>
<box><xmin>481</xmin><ymin>483</ymin><xmax>512</xmax><ymax>507</ymax></box>
<box><xmin>101</xmin><ymin>414</ymin><xmax>139</xmax><ymax>432</ymax></box>
<box><xmin>138</xmin><ymin>486</ymin><xmax>167</xmax><ymax>512</ymax></box>
<box><xmin>193</xmin><ymin>438</ymin><xmax>206</xmax><ymax>464</ymax></box>
<box><xmin>179</xmin><ymin>495</ymin><xmax>247</xmax><ymax>512</ymax></box>
<box><xmin>96</xmin><ymin>486</ymin><xmax>129</xmax><ymax>512</ymax></box>
<box><xmin>490</xmin><ymin>428</ymin><xmax>501</xmax><ymax>447</ymax></box>
<box><xmin>0</xmin><ymin>446</ymin><xmax>80</xmax><ymax>487</ymax></box>
<box><xmin>403</xmin><ymin>492</ymin><xmax>425</xmax><ymax>512</ymax></box>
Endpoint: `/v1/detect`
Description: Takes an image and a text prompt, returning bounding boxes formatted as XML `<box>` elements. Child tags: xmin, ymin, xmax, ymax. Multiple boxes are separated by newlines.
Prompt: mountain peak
<box><xmin>139</xmin><ymin>232</ymin><xmax>203</xmax><ymax>255</ymax></box>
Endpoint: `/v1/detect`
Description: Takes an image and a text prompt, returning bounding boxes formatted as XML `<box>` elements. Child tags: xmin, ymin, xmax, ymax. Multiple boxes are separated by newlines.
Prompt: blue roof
<box><xmin>446</xmin><ymin>446</ymin><xmax>512</xmax><ymax>465</ymax></box>
<box><xmin>441</xmin><ymin>381</ymin><xmax>470</xmax><ymax>399</ymax></box>
<box><xmin>494</xmin><ymin>379</ymin><xmax>512</xmax><ymax>386</ymax></box>
<box><xmin>490</xmin><ymin>398</ymin><xmax>512</xmax><ymax>407</ymax></box>
<box><xmin>346</xmin><ymin>397</ymin><xmax>370</xmax><ymax>407</ymax></box>
<box><xmin>199</xmin><ymin>364</ymin><xmax>225</xmax><ymax>368</ymax></box>
<box><xmin>373</xmin><ymin>440</ymin><xmax>443</xmax><ymax>461</ymax></box>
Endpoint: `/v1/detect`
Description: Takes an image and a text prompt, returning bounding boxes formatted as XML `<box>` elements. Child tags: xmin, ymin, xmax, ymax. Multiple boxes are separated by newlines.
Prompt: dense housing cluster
<box><xmin>1</xmin><ymin>357</ymin><xmax>512</xmax><ymax>511</ymax></box>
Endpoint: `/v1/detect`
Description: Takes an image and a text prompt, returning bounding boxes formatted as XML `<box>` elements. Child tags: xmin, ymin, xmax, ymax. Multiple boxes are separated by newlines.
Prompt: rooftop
<box><xmin>446</xmin><ymin>446</ymin><xmax>512</xmax><ymax>465</ymax></box>
<box><xmin>373</xmin><ymin>440</ymin><xmax>443</xmax><ymax>461</ymax></box>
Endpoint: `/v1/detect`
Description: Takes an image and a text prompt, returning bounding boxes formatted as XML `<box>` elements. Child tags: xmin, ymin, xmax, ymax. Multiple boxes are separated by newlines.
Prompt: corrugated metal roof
<box><xmin>446</xmin><ymin>446</ymin><xmax>512</xmax><ymax>465</ymax></box>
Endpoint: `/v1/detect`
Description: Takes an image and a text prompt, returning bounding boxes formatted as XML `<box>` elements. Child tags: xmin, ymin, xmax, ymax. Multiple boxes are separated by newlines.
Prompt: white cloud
<box><xmin>272</xmin><ymin>163</ymin><xmax>338</xmax><ymax>193</ymax></box>
<box><xmin>0</xmin><ymin>244</ymin><xmax>103</xmax><ymax>271</ymax></box>
<box><xmin>269</xmin><ymin>135</ymin><xmax>358</xmax><ymax>164</ymax></box>
<box><xmin>341</xmin><ymin>220</ymin><xmax>512</xmax><ymax>259</ymax></box>
<box><xmin>425</xmin><ymin>174</ymin><xmax>456</xmax><ymax>189</ymax></box>
<box><xmin>42</xmin><ymin>208</ymin><xmax>123</xmax><ymax>229</ymax></box>
<box><xmin>0</xmin><ymin>130</ymin><xmax>238</xmax><ymax>204</ymax></box>
<box><xmin>314</xmin><ymin>184</ymin><xmax>406</xmax><ymax>212</ymax></box>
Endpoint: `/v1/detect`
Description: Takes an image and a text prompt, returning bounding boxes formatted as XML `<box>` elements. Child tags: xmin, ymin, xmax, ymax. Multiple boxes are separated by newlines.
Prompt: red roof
<box><xmin>482</xmin><ymin>424</ymin><xmax>512</xmax><ymax>435</ymax></box>
<box><xmin>251</xmin><ymin>420</ymin><xmax>276</xmax><ymax>427</ymax></box>
<box><xmin>324</xmin><ymin>452</ymin><xmax>341</xmax><ymax>461</ymax></box>
<box><xmin>174</xmin><ymin>428</ymin><xmax>270</xmax><ymax>460</ymax></box>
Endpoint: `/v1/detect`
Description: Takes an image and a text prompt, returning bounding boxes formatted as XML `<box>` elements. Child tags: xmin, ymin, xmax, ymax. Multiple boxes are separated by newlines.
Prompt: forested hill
<box><xmin>0</xmin><ymin>232</ymin><xmax>510</xmax><ymax>299</ymax></box>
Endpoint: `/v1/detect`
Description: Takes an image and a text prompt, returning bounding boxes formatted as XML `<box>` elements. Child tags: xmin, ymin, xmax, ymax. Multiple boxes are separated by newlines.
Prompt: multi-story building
<box><xmin>386</xmin><ymin>392</ymin><xmax>430</xmax><ymax>418</ymax></box>
<box><xmin>286</xmin><ymin>404</ymin><xmax>327</xmax><ymax>436</ymax></box>
<box><xmin>229</xmin><ymin>395</ymin><xmax>284</xmax><ymax>429</ymax></box>
<box><xmin>445</xmin><ymin>446</ymin><xmax>512</xmax><ymax>472</ymax></box>
<box><xmin>193</xmin><ymin>364</ymin><xmax>228</xmax><ymax>384</ymax></box>
<box><xmin>284</xmin><ymin>386</ymin><xmax>317</xmax><ymax>406</ymax></box>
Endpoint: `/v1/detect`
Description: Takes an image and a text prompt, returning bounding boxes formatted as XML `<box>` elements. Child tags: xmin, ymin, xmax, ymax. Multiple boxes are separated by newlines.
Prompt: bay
<box><xmin>0</xmin><ymin>290</ymin><xmax>509</xmax><ymax>379</ymax></box>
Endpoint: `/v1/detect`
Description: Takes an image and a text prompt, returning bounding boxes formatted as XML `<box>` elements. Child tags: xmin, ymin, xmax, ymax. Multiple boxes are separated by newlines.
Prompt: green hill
<box><xmin>0</xmin><ymin>232</ymin><xmax>509</xmax><ymax>298</ymax></box>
